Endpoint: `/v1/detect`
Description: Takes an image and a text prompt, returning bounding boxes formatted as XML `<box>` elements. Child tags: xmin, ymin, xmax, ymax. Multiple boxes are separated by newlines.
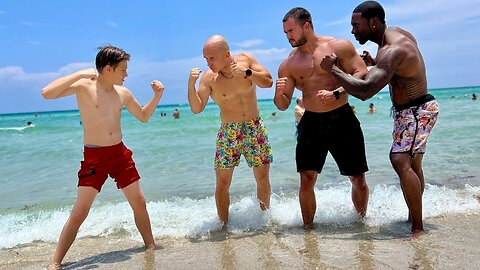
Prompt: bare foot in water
<box><xmin>303</xmin><ymin>223</ymin><xmax>314</xmax><ymax>230</ymax></box>
<box><xmin>47</xmin><ymin>262</ymin><xmax>62</xmax><ymax>270</ymax></box>
<box><xmin>406</xmin><ymin>229</ymin><xmax>425</xmax><ymax>240</ymax></box>
<box><xmin>146</xmin><ymin>243</ymin><xmax>162</xmax><ymax>251</ymax></box>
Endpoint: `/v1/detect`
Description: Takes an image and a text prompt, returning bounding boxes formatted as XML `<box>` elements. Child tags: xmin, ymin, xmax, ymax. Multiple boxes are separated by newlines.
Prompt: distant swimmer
<box><xmin>472</xmin><ymin>93</ymin><xmax>477</xmax><ymax>100</ymax></box>
<box><xmin>188</xmin><ymin>35</ymin><xmax>273</xmax><ymax>226</ymax></box>
<box><xmin>42</xmin><ymin>45</ymin><xmax>164</xmax><ymax>269</ymax></box>
<box><xmin>320</xmin><ymin>1</ymin><xmax>439</xmax><ymax>235</ymax></box>
<box><xmin>173</xmin><ymin>108</ymin><xmax>180</xmax><ymax>119</ymax></box>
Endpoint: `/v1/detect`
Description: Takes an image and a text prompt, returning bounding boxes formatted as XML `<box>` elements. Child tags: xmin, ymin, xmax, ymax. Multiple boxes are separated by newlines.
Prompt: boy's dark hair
<box><xmin>283</xmin><ymin>7</ymin><xmax>313</xmax><ymax>30</ymax></box>
<box><xmin>353</xmin><ymin>1</ymin><xmax>386</xmax><ymax>24</ymax></box>
<box><xmin>95</xmin><ymin>45</ymin><xmax>130</xmax><ymax>73</ymax></box>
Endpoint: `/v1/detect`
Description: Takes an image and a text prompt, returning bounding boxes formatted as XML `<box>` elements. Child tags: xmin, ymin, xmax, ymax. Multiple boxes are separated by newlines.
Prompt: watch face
<box><xmin>245</xmin><ymin>69</ymin><xmax>252</xmax><ymax>76</ymax></box>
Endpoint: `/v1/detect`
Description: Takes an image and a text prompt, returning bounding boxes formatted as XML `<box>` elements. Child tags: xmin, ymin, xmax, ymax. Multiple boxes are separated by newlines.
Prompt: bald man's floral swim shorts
<box><xmin>214</xmin><ymin>117</ymin><xmax>273</xmax><ymax>170</ymax></box>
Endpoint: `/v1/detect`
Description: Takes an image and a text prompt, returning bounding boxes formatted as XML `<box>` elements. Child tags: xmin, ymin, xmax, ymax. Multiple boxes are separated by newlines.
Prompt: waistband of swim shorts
<box><xmin>394</xmin><ymin>94</ymin><xmax>435</xmax><ymax>111</ymax></box>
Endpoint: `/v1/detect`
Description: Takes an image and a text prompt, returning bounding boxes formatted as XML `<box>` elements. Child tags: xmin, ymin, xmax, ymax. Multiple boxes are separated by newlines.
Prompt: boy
<box><xmin>42</xmin><ymin>45</ymin><xmax>163</xmax><ymax>268</ymax></box>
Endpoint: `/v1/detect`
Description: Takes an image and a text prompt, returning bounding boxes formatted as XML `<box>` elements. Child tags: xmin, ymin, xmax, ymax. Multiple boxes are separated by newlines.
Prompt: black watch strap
<box><xmin>333</xmin><ymin>89</ymin><xmax>341</xmax><ymax>100</ymax></box>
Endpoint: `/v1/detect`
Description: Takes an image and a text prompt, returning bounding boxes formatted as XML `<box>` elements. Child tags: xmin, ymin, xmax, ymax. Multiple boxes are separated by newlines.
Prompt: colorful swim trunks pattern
<box><xmin>214</xmin><ymin>117</ymin><xmax>273</xmax><ymax>170</ymax></box>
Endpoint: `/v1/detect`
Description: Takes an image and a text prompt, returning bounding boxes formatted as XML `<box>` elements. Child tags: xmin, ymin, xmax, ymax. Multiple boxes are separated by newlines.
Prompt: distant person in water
<box><xmin>368</xmin><ymin>103</ymin><xmax>376</xmax><ymax>114</ymax></box>
<box><xmin>41</xmin><ymin>45</ymin><xmax>164</xmax><ymax>269</ymax></box>
<box><xmin>472</xmin><ymin>93</ymin><xmax>477</xmax><ymax>100</ymax></box>
<box><xmin>173</xmin><ymin>108</ymin><xmax>180</xmax><ymax>118</ymax></box>
<box><xmin>294</xmin><ymin>97</ymin><xmax>305</xmax><ymax>135</ymax></box>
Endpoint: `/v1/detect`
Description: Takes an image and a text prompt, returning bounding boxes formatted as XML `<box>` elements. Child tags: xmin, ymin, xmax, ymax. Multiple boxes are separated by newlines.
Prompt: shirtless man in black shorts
<box><xmin>320</xmin><ymin>1</ymin><xmax>439</xmax><ymax>235</ymax></box>
<box><xmin>275</xmin><ymin>7</ymin><xmax>369</xmax><ymax>229</ymax></box>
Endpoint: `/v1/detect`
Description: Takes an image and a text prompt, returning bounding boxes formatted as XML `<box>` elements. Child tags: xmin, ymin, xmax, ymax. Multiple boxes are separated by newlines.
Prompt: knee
<box><xmin>69</xmin><ymin>209</ymin><xmax>89</xmax><ymax>225</ymax></box>
<box><xmin>390</xmin><ymin>154</ymin><xmax>410</xmax><ymax>173</ymax></box>
<box><xmin>300</xmin><ymin>172</ymin><xmax>316</xmax><ymax>192</ymax></box>
<box><xmin>349</xmin><ymin>174</ymin><xmax>367</xmax><ymax>189</ymax></box>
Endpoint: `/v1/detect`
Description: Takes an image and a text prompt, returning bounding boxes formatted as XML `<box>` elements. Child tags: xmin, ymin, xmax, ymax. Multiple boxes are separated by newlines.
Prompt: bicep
<box><xmin>336</xmin><ymin>40</ymin><xmax>367</xmax><ymax>78</ymax></box>
<box><xmin>365</xmin><ymin>48</ymin><xmax>403</xmax><ymax>88</ymax></box>
<box><xmin>123</xmin><ymin>91</ymin><xmax>143</xmax><ymax>116</ymax></box>
<box><xmin>197</xmin><ymin>76</ymin><xmax>212</xmax><ymax>106</ymax></box>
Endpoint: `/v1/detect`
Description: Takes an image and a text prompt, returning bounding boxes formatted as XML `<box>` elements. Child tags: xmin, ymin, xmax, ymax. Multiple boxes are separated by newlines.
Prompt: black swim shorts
<box><xmin>296</xmin><ymin>104</ymin><xmax>368</xmax><ymax>176</ymax></box>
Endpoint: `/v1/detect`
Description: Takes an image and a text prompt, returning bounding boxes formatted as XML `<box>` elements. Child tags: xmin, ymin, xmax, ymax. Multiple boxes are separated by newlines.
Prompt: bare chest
<box><xmin>210</xmin><ymin>76</ymin><xmax>255</xmax><ymax>106</ymax></box>
<box><xmin>288</xmin><ymin>49</ymin><xmax>334</xmax><ymax>88</ymax></box>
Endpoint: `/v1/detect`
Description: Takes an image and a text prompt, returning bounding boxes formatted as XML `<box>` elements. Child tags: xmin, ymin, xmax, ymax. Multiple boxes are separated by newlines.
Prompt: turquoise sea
<box><xmin>1</xmin><ymin>86</ymin><xmax>479</xmax><ymax>249</ymax></box>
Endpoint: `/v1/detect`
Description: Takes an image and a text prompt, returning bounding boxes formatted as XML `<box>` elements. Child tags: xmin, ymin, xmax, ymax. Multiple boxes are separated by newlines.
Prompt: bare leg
<box><xmin>390</xmin><ymin>153</ymin><xmax>424</xmax><ymax>233</ymax></box>
<box><xmin>253</xmin><ymin>164</ymin><xmax>271</xmax><ymax>210</ymax></box>
<box><xmin>122</xmin><ymin>181</ymin><xmax>155</xmax><ymax>247</ymax></box>
<box><xmin>299</xmin><ymin>170</ymin><xmax>317</xmax><ymax>229</ymax></box>
<box><xmin>408</xmin><ymin>154</ymin><xmax>425</xmax><ymax>222</ymax></box>
<box><xmin>50</xmin><ymin>187</ymin><xmax>97</xmax><ymax>266</ymax></box>
<box><xmin>215</xmin><ymin>168</ymin><xmax>234</xmax><ymax>224</ymax></box>
<box><xmin>348</xmin><ymin>173</ymin><xmax>369</xmax><ymax>217</ymax></box>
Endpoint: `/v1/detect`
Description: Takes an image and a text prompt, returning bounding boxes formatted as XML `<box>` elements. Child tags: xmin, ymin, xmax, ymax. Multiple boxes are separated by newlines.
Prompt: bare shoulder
<box><xmin>200</xmin><ymin>69</ymin><xmax>215</xmax><ymax>85</ymax></box>
<box><xmin>114</xmin><ymin>85</ymin><xmax>133</xmax><ymax>97</ymax></box>
<box><xmin>391</xmin><ymin>26</ymin><xmax>417</xmax><ymax>44</ymax></box>
<box><xmin>327</xmin><ymin>38</ymin><xmax>355</xmax><ymax>52</ymax></box>
<box><xmin>74</xmin><ymin>78</ymin><xmax>95</xmax><ymax>94</ymax></box>
<box><xmin>236</xmin><ymin>52</ymin><xmax>256</xmax><ymax>63</ymax></box>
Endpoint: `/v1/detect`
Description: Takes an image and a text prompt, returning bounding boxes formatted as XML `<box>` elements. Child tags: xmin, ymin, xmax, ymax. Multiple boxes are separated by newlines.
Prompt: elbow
<box><xmin>256</xmin><ymin>77</ymin><xmax>273</xmax><ymax>88</ymax></box>
<box><xmin>41</xmin><ymin>88</ymin><xmax>53</xmax><ymax>99</ymax></box>
<box><xmin>265</xmin><ymin>78</ymin><xmax>273</xmax><ymax>88</ymax></box>
<box><xmin>190</xmin><ymin>108</ymin><xmax>202</xmax><ymax>114</ymax></box>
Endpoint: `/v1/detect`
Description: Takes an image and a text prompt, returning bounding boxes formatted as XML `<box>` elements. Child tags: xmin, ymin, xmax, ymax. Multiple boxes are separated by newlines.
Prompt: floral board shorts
<box><xmin>391</xmin><ymin>95</ymin><xmax>439</xmax><ymax>157</ymax></box>
<box><xmin>214</xmin><ymin>117</ymin><xmax>273</xmax><ymax>170</ymax></box>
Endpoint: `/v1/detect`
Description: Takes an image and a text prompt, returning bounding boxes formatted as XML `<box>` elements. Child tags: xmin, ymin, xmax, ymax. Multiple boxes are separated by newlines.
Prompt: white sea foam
<box><xmin>1</xmin><ymin>183</ymin><xmax>479</xmax><ymax>249</ymax></box>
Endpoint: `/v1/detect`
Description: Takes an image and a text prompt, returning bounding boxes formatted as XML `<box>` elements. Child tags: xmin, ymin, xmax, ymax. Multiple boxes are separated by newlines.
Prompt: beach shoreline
<box><xmin>2</xmin><ymin>212</ymin><xmax>479</xmax><ymax>270</ymax></box>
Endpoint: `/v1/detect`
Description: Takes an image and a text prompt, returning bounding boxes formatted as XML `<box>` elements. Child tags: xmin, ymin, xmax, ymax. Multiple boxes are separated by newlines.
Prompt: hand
<box><xmin>320</xmin><ymin>53</ymin><xmax>337</xmax><ymax>72</ymax></box>
<box><xmin>361</xmin><ymin>51</ymin><xmax>375</xmax><ymax>66</ymax></box>
<box><xmin>77</xmin><ymin>68</ymin><xmax>97</xmax><ymax>81</ymax></box>
<box><xmin>151</xmin><ymin>80</ymin><xmax>164</xmax><ymax>97</ymax></box>
<box><xmin>229</xmin><ymin>61</ymin><xmax>247</xmax><ymax>78</ymax></box>
<box><xmin>316</xmin><ymin>89</ymin><xmax>336</xmax><ymax>105</ymax></box>
<box><xmin>189</xmin><ymin>68</ymin><xmax>202</xmax><ymax>85</ymax></box>
<box><xmin>275</xmin><ymin>77</ymin><xmax>288</xmax><ymax>96</ymax></box>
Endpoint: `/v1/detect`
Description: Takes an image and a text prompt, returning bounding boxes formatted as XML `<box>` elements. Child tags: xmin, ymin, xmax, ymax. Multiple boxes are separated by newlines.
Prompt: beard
<box><xmin>290</xmin><ymin>34</ymin><xmax>307</xmax><ymax>48</ymax></box>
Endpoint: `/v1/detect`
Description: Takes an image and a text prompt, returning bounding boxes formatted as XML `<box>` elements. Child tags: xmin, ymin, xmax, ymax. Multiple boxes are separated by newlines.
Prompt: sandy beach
<box><xmin>1</xmin><ymin>212</ymin><xmax>479</xmax><ymax>270</ymax></box>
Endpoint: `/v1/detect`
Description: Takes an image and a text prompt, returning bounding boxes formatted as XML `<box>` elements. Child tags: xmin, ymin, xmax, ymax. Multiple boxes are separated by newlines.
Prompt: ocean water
<box><xmin>0</xmin><ymin>86</ymin><xmax>479</xmax><ymax>248</ymax></box>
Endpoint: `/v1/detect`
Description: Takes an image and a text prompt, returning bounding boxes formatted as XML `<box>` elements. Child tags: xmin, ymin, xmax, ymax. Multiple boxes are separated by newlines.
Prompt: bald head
<box><xmin>203</xmin><ymin>35</ymin><xmax>230</xmax><ymax>53</ymax></box>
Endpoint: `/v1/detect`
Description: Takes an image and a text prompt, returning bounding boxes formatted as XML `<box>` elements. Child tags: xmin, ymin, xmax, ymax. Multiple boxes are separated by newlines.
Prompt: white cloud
<box><xmin>232</xmin><ymin>39</ymin><xmax>264</xmax><ymax>48</ymax></box>
<box><xmin>106</xmin><ymin>21</ymin><xmax>119</xmax><ymax>28</ymax></box>
<box><xmin>27</xmin><ymin>41</ymin><xmax>40</xmax><ymax>46</ymax></box>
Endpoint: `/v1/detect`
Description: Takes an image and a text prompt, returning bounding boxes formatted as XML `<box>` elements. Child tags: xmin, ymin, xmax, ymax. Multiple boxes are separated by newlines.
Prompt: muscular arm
<box><xmin>188</xmin><ymin>71</ymin><xmax>212</xmax><ymax>114</ymax></box>
<box><xmin>41</xmin><ymin>69</ymin><xmax>96</xmax><ymax>99</ymax></box>
<box><xmin>334</xmin><ymin>40</ymin><xmax>368</xmax><ymax>97</ymax></box>
<box><xmin>274</xmin><ymin>60</ymin><xmax>295</xmax><ymax>111</ymax></box>
<box><xmin>244</xmin><ymin>52</ymin><xmax>273</xmax><ymax>88</ymax></box>
<box><xmin>124</xmin><ymin>83</ymin><xmax>163</xmax><ymax>123</ymax></box>
<box><xmin>330</xmin><ymin>46</ymin><xmax>402</xmax><ymax>101</ymax></box>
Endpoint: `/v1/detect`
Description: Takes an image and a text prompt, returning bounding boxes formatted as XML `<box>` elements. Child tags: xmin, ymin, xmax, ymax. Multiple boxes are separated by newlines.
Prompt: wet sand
<box><xmin>1</xmin><ymin>213</ymin><xmax>479</xmax><ymax>270</ymax></box>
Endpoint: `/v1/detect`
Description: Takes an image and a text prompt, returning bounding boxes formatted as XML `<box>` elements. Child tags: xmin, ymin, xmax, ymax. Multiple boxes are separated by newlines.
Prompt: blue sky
<box><xmin>1</xmin><ymin>0</ymin><xmax>479</xmax><ymax>114</ymax></box>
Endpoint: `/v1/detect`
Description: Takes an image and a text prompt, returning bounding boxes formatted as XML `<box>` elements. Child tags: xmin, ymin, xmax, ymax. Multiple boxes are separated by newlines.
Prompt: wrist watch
<box><xmin>245</xmin><ymin>69</ymin><xmax>252</xmax><ymax>77</ymax></box>
<box><xmin>333</xmin><ymin>89</ymin><xmax>341</xmax><ymax>100</ymax></box>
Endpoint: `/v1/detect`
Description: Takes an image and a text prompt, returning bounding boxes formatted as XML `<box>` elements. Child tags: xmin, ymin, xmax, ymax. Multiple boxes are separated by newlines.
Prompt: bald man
<box><xmin>188</xmin><ymin>35</ymin><xmax>274</xmax><ymax>225</ymax></box>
